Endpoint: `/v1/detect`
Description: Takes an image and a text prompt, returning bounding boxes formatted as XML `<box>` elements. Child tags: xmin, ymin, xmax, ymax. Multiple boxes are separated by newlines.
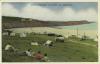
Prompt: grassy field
<box><xmin>2</xmin><ymin>33</ymin><xmax>98</xmax><ymax>62</ymax></box>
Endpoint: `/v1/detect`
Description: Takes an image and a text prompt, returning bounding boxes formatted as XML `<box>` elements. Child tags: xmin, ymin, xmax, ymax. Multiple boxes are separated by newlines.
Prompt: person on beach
<box><xmin>34</xmin><ymin>51</ymin><xmax>44</xmax><ymax>61</ymax></box>
<box><xmin>42</xmin><ymin>53</ymin><xmax>50</xmax><ymax>62</ymax></box>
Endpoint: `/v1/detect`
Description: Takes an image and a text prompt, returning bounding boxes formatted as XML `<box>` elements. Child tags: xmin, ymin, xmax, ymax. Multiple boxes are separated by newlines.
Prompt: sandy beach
<box><xmin>10</xmin><ymin>27</ymin><xmax>97</xmax><ymax>39</ymax></box>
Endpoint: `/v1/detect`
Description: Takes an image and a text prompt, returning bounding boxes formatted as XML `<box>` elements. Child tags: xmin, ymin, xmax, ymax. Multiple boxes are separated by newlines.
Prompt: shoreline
<box><xmin>9</xmin><ymin>27</ymin><xmax>97</xmax><ymax>39</ymax></box>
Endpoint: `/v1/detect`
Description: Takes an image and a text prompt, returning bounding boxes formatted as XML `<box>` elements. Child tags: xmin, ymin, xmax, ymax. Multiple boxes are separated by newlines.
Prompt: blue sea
<box><xmin>60</xmin><ymin>22</ymin><xmax>98</xmax><ymax>30</ymax></box>
<box><xmin>11</xmin><ymin>22</ymin><xmax>97</xmax><ymax>39</ymax></box>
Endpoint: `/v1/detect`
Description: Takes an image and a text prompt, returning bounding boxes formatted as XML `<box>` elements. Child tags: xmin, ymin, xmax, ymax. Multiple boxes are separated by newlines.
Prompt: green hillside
<box><xmin>2</xmin><ymin>33</ymin><xmax>98</xmax><ymax>62</ymax></box>
<box><xmin>2</xmin><ymin>16</ymin><xmax>92</xmax><ymax>29</ymax></box>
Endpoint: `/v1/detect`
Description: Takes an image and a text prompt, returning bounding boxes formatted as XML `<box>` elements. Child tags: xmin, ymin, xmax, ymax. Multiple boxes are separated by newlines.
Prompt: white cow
<box><xmin>4</xmin><ymin>44</ymin><xmax>16</xmax><ymax>51</ymax></box>
<box><xmin>55</xmin><ymin>36</ymin><xmax>64</xmax><ymax>42</ymax></box>
<box><xmin>5</xmin><ymin>44</ymin><xmax>12</xmax><ymax>51</ymax></box>
<box><xmin>2</xmin><ymin>32</ymin><xmax>8</xmax><ymax>36</ymax></box>
<box><xmin>31</xmin><ymin>42</ymin><xmax>39</xmax><ymax>46</ymax></box>
<box><xmin>44</xmin><ymin>40</ymin><xmax>53</xmax><ymax>46</ymax></box>
<box><xmin>25</xmin><ymin>50</ymin><xmax>32</xmax><ymax>56</ymax></box>
<box><xmin>20</xmin><ymin>33</ymin><xmax>26</xmax><ymax>37</ymax></box>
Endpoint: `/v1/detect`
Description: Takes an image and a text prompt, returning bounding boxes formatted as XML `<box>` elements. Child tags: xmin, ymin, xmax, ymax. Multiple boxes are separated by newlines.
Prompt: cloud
<box><xmin>2</xmin><ymin>3</ymin><xmax>20</xmax><ymax>17</ymax></box>
<box><xmin>21</xmin><ymin>4</ymin><xmax>55</xmax><ymax>20</ymax></box>
<box><xmin>76</xmin><ymin>8</ymin><xmax>97</xmax><ymax>21</ymax></box>
<box><xmin>2</xmin><ymin>3</ymin><xmax>98</xmax><ymax>22</ymax></box>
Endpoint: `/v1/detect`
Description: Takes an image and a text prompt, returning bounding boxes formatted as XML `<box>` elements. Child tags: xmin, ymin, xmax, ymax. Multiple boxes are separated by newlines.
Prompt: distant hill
<box><xmin>2</xmin><ymin>16</ymin><xmax>93</xmax><ymax>29</ymax></box>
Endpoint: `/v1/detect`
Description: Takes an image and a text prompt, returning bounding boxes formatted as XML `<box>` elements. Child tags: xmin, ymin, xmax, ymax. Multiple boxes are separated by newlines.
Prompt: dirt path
<box><xmin>69</xmin><ymin>39</ymin><xmax>97</xmax><ymax>47</ymax></box>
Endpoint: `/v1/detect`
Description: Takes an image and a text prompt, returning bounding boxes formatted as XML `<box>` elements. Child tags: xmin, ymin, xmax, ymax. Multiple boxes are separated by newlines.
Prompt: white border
<box><xmin>0</xmin><ymin>0</ymin><xmax>99</xmax><ymax>64</ymax></box>
<box><xmin>0</xmin><ymin>0</ymin><xmax>98</xmax><ymax>2</ymax></box>
<box><xmin>0</xmin><ymin>1</ymin><xmax>2</xmax><ymax>63</ymax></box>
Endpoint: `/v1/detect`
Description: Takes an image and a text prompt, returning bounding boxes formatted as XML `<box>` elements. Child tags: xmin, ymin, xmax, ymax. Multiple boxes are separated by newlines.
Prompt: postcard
<box><xmin>0</xmin><ymin>0</ymin><xmax>99</xmax><ymax>64</ymax></box>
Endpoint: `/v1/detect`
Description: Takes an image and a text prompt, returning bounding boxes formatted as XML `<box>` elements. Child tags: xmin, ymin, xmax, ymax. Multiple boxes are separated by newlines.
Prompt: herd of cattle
<box><xmin>3</xmin><ymin>30</ymin><xmax>65</xmax><ymax>47</ymax></box>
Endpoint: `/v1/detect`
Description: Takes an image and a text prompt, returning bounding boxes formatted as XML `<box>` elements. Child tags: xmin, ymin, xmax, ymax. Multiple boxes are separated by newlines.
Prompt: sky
<box><xmin>2</xmin><ymin>2</ymin><xmax>98</xmax><ymax>22</ymax></box>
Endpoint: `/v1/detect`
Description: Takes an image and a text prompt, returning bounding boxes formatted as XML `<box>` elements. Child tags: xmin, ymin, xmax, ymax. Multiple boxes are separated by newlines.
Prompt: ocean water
<box><xmin>10</xmin><ymin>22</ymin><xmax>98</xmax><ymax>39</ymax></box>
<box><xmin>59</xmin><ymin>23</ymin><xmax>98</xmax><ymax>30</ymax></box>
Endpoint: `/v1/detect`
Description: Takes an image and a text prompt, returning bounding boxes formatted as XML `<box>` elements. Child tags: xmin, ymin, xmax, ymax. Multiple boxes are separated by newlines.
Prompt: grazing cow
<box><xmin>80</xmin><ymin>35</ymin><xmax>89</xmax><ymax>41</ymax></box>
<box><xmin>5</xmin><ymin>44</ymin><xmax>17</xmax><ymax>52</ymax></box>
<box><xmin>20</xmin><ymin>33</ymin><xmax>26</xmax><ymax>37</ymax></box>
<box><xmin>55</xmin><ymin>35</ymin><xmax>64</xmax><ymax>42</ymax></box>
<box><xmin>5</xmin><ymin>44</ymin><xmax>12</xmax><ymax>51</ymax></box>
<box><xmin>47</xmin><ymin>33</ymin><xmax>56</xmax><ymax>36</ymax></box>
<box><xmin>31</xmin><ymin>42</ymin><xmax>39</xmax><ymax>46</ymax></box>
<box><xmin>2</xmin><ymin>30</ymin><xmax>13</xmax><ymax>36</ymax></box>
<box><xmin>44</xmin><ymin>40</ymin><xmax>53</xmax><ymax>47</ymax></box>
<box><xmin>2</xmin><ymin>32</ymin><xmax>8</xmax><ymax>36</ymax></box>
<box><xmin>25</xmin><ymin>49</ymin><xmax>33</xmax><ymax>56</ymax></box>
